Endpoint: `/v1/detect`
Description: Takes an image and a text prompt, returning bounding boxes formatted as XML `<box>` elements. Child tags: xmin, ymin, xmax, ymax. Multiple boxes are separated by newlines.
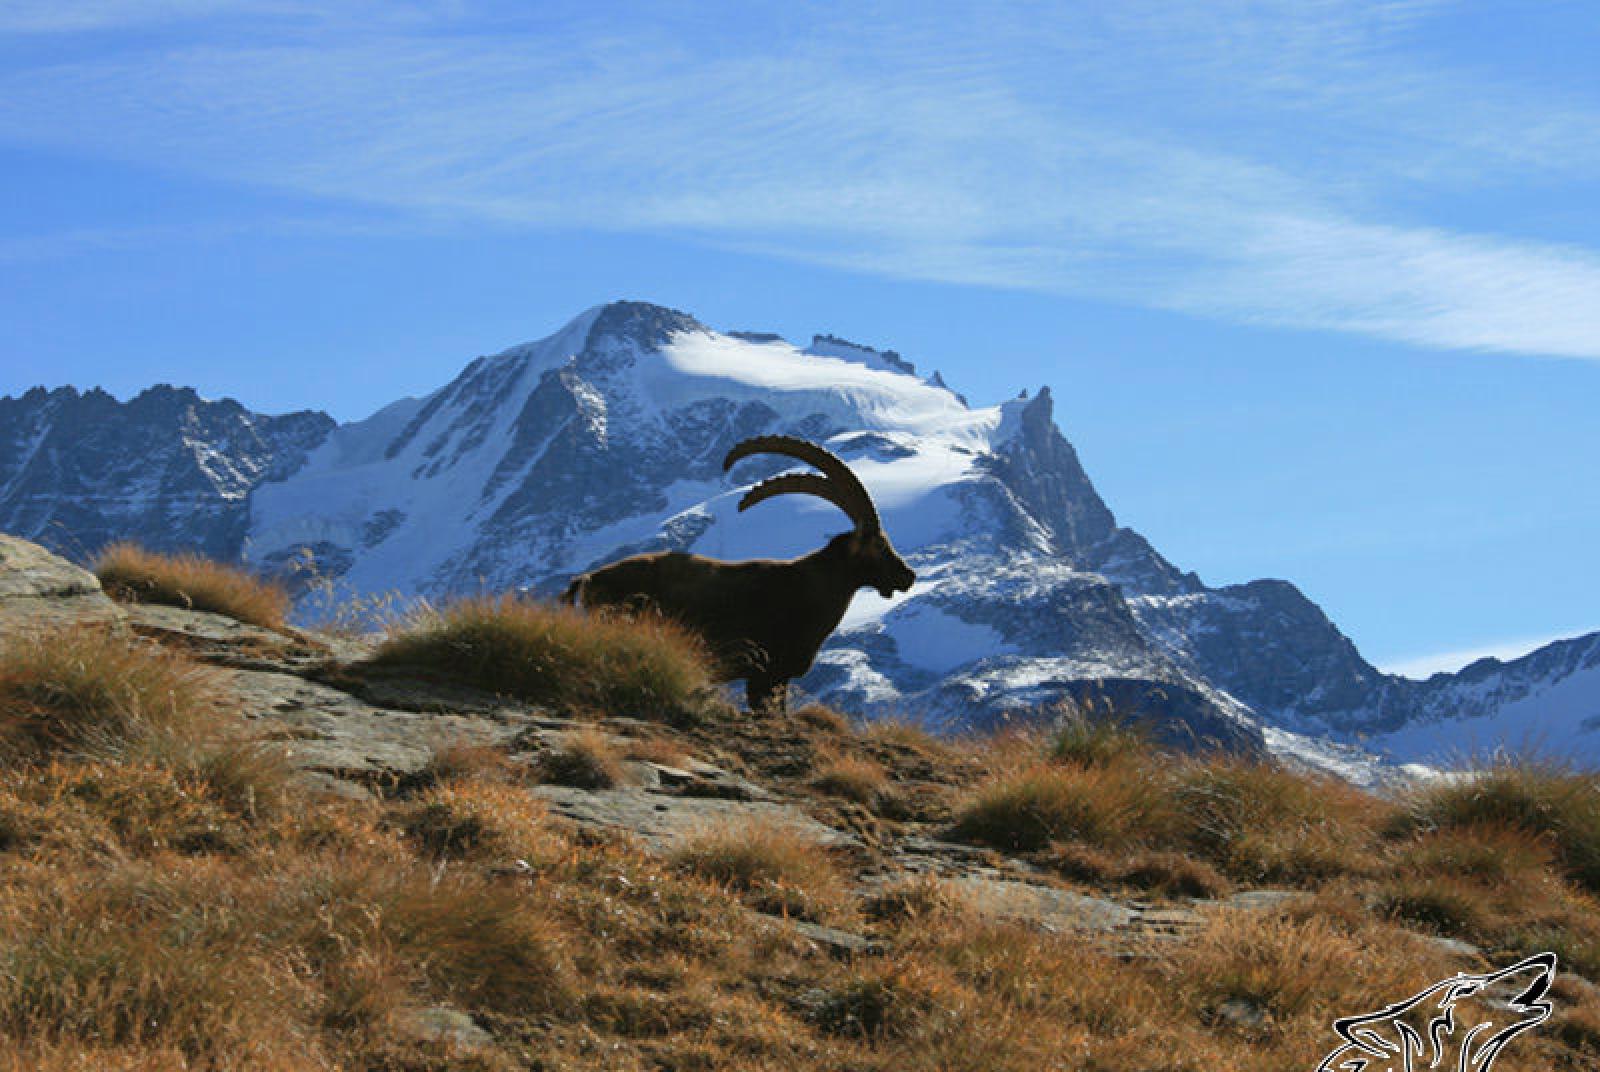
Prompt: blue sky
<box><xmin>1</xmin><ymin>1</ymin><xmax>1596</xmax><ymax>675</ymax></box>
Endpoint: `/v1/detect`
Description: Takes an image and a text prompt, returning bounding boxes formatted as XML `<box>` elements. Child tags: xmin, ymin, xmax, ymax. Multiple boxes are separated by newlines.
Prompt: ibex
<box><xmin>560</xmin><ymin>435</ymin><xmax>916</xmax><ymax>712</ymax></box>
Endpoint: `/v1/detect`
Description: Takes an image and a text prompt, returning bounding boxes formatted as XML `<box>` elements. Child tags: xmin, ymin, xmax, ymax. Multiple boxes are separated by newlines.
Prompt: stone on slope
<box><xmin>0</xmin><ymin>533</ymin><xmax>121</xmax><ymax>631</ymax></box>
<box><xmin>531</xmin><ymin>785</ymin><xmax>857</xmax><ymax>852</ymax></box>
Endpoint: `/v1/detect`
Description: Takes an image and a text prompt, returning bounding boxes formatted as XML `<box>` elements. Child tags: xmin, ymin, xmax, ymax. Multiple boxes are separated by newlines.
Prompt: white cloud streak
<box><xmin>1382</xmin><ymin>630</ymin><xmax>1591</xmax><ymax>679</ymax></box>
<box><xmin>3</xmin><ymin>1</ymin><xmax>1599</xmax><ymax>358</ymax></box>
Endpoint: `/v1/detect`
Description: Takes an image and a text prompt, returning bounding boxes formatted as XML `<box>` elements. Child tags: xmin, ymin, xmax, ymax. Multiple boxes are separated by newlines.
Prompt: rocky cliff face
<box><xmin>0</xmin><ymin>384</ymin><xmax>333</xmax><ymax>560</ymax></box>
<box><xmin>3</xmin><ymin>301</ymin><xmax>1595</xmax><ymax>771</ymax></box>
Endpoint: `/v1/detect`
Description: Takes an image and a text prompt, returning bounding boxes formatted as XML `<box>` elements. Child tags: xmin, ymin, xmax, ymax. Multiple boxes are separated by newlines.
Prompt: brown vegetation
<box><xmin>538</xmin><ymin>725</ymin><xmax>626</xmax><ymax>789</ymax></box>
<box><xmin>94</xmin><ymin>542</ymin><xmax>290</xmax><ymax>629</ymax></box>
<box><xmin>670</xmin><ymin>817</ymin><xmax>852</xmax><ymax>923</ymax></box>
<box><xmin>810</xmin><ymin>749</ymin><xmax>890</xmax><ymax>805</ymax></box>
<box><xmin>6</xmin><ymin>607</ymin><xmax>1600</xmax><ymax>1070</ymax></box>
<box><xmin>369</xmin><ymin>594</ymin><xmax>717</xmax><ymax>723</ymax></box>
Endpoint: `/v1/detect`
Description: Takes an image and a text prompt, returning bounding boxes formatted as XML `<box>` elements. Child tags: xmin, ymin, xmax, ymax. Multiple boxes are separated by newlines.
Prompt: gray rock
<box><xmin>947</xmin><ymin>874</ymin><xmax>1138</xmax><ymax>932</ymax></box>
<box><xmin>1212</xmin><ymin>998</ymin><xmax>1270</xmax><ymax>1031</ymax></box>
<box><xmin>1420</xmin><ymin>935</ymin><xmax>1484</xmax><ymax>959</ymax></box>
<box><xmin>394</xmin><ymin>1005</ymin><xmax>493</xmax><ymax>1050</ymax></box>
<box><xmin>530</xmin><ymin>785</ymin><xmax>856</xmax><ymax>852</ymax></box>
<box><xmin>1208</xmin><ymin>889</ymin><xmax>1310</xmax><ymax>912</ymax></box>
<box><xmin>226</xmin><ymin>667</ymin><xmax>530</xmax><ymax>784</ymax></box>
<box><xmin>0</xmin><ymin>533</ymin><xmax>121</xmax><ymax>631</ymax></box>
<box><xmin>786</xmin><ymin>920</ymin><xmax>885</xmax><ymax>958</ymax></box>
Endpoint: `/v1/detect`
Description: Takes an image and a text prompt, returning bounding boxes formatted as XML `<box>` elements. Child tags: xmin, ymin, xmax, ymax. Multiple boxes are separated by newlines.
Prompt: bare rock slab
<box><xmin>0</xmin><ymin>533</ymin><xmax>121</xmax><ymax>631</ymax></box>
<box><xmin>948</xmin><ymin>874</ymin><xmax>1139</xmax><ymax>932</ymax></box>
<box><xmin>225</xmin><ymin>667</ymin><xmax>531</xmax><ymax>786</ymax></box>
<box><xmin>531</xmin><ymin>785</ymin><xmax>857</xmax><ymax>852</ymax></box>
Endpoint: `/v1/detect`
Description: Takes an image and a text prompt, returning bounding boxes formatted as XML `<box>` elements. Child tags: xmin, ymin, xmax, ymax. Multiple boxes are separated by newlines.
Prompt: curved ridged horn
<box><xmin>723</xmin><ymin>435</ymin><xmax>880</xmax><ymax>532</ymax></box>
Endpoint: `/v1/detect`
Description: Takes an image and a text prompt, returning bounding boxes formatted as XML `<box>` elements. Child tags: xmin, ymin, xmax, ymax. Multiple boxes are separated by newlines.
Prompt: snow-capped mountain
<box><xmin>3</xmin><ymin>301</ymin><xmax>1596</xmax><ymax>772</ymax></box>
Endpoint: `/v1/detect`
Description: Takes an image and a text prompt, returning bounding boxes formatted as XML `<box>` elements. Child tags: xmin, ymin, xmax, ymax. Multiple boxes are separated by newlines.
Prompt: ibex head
<box><xmin>724</xmin><ymin>435</ymin><xmax>916</xmax><ymax>598</ymax></box>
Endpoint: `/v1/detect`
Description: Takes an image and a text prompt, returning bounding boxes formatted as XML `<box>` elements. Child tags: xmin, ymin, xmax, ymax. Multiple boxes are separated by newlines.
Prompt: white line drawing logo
<box><xmin>1316</xmin><ymin>952</ymin><xmax>1556</xmax><ymax>1071</ymax></box>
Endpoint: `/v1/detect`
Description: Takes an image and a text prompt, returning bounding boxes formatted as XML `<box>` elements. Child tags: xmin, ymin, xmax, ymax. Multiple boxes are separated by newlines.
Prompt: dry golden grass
<box><xmin>622</xmin><ymin>734</ymin><xmax>691</xmax><ymax>768</ymax></box>
<box><xmin>94</xmin><ymin>542</ymin><xmax>290</xmax><ymax>630</ymax></box>
<box><xmin>539</xmin><ymin>725</ymin><xmax>626</xmax><ymax>789</ymax></box>
<box><xmin>7</xmin><ymin>621</ymin><xmax>1600</xmax><ymax>1071</ymax></box>
<box><xmin>670</xmin><ymin>818</ymin><xmax>852</xmax><ymax>923</ymax></box>
<box><xmin>794</xmin><ymin>703</ymin><xmax>852</xmax><ymax>734</ymax></box>
<box><xmin>419</xmin><ymin>737</ymin><xmax>518</xmax><ymax>786</ymax></box>
<box><xmin>371</xmin><ymin>595</ymin><xmax>717</xmax><ymax>724</ymax></box>
<box><xmin>0</xmin><ymin>625</ymin><xmax>290</xmax><ymax>820</ymax></box>
<box><xmin>1050</xmin><ymin>712</ymin><xmax>1152</xmax><ymax>767</ymax></box>
<box><xmin>1394</xmin><ymin>760</ymin><xmax>1600</xmax><ymax>892</ymax></box>
<box><xmin>952</xmin><ymin>759</ymin><xmax>1174</xmax><ymax>851</ymax></box>
<box><xmin>810</xmin><ymin>749</ymin><xmax>890</xmax><ymax>805</ymax></box>
<box><xmin>402</xmin><ymin>779</ymin><xmax>568</xmax><ymax>866</ymax></box>
<box><xmin>1168</xmin><ymin>755</ymin><xmax>1386</xmax><ymax>883</ymax></box>
<box><xmin>859</xmin><ymin>715</ymin><xmax>948</xmax><ymax>758</ymax></box>
<box><xmin>0</xmin><ymin>625</ymin><xmax>220</xmax><ymax>760</ymax></box>
<box><xmin>1044</xmin><ymin>842</ymin><xmax>1230</xmax><ymax>899</ymax></box>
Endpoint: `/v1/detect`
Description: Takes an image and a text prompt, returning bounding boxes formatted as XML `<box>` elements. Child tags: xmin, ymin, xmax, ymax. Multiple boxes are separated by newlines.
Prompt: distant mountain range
<box><xmin>4</xmin><ymin>301</ymin><xmax>1596</xmax><ymax>777</ymax></box>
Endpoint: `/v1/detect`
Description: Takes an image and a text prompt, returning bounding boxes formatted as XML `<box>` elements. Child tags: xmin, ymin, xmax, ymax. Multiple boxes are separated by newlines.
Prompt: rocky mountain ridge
<box><xmin>3</xmin><ymin>300</ymin><xmax>1596</xmax><ymax>772</ymax></box>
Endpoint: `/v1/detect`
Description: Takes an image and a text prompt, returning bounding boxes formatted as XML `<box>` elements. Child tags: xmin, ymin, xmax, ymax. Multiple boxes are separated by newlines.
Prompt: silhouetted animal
<box><xmin>1316</xmin><ymin>952</ymin><xmax>1555</xmax><ymax>1072</ymax></box>
<box><xmin>561</xmin><ymin>435</ymin><xmax>916</xmax><ymax>711</ymax></box>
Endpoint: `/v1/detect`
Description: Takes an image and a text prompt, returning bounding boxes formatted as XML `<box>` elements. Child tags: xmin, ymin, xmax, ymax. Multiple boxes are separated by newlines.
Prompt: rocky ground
<box><xmin>4</xmin><ymin>531</ymin><xmax>1592</xmax><ymax>1071</ymax></box>
<box><xmin>0</xmin><ymin>533</ymin><xmax>1473</xmax><ymax>956</ymax></box>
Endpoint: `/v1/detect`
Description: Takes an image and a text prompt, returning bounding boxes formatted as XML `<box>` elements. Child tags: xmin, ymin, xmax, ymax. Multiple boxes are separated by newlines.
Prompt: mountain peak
<box><xmin>584</xmin><ymin>301</ymin><xmax>705</xmax><ymax>351</ymax></box>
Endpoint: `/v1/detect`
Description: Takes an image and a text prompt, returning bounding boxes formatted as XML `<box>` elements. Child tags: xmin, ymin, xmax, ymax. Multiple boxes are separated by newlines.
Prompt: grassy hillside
<box><xmin>3</xmin><ymin>547</ymin><xmax>1599</xmax><ymax>1070</ymax></box>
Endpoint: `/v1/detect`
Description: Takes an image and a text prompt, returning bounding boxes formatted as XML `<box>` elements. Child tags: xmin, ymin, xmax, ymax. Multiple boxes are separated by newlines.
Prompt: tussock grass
<box><xmin>1169</xmin><ymin>910</ymin><xmax>1441</xmax><ymax>1026</ymax></box>
<box><xmin>952</xmin><ymin>760</ymin><xmax>1173</xmax><ymax>851</ymax></box>
<box><xmin>402</xmin><ymin>780</ymin><xmax>567</xmax><ymax>866</ymax></box>
<box><xmin>810</xmin><ymin>750</ymin><xmax>890</xmax><ymax>805</ymax></box>
<box><xmin>1372</xmin><ymin>873</ymin><xmax>1491</xmax><ymax>934</ymax></box>
<box><xmin>671</xmin><ymin>818</ymin><xmax>851</xmax><ymax>922</ymax></box>
<box><xmin>622</xmin><ymin>734</ymin><xmax>691</xmax><ymax>768</ymax></box>
<box><xmin>94</xmin><ymin>542</ymin><xmax>290</xmax><ymax>630</ymax></box>
<box><xmin>860</xmin><ymin>716</ymin><xmax>948</xmax><ymax>759</ymax></box>
<box><xmin>794</xmin><ymin>704</ymin><xmax>852</xmax><ymax>735</ymax></box>
<box><xmin>811</xmin><ymin>959</ymin><xmax>968</xmax><ymax>1040</ymax></box>
<box><xmin>1045</xmin><ymin>843</ymin><xmax>1229</xmax><ymax>899</ymax></box>
<box><xmin>863</xmin><ymin>874</ymin><xmax>965</xmax><ymax>926</ymax></box>
<box><xmin>539</xmin><ymin>725</ymin><xmax>626</xmax><ymax>789</ymax></box>
<box><xmin>371</xmin><ymin>595</ymin><xmax>716</xmax><ymax>723</ymax></box>
<box><xmin>0</xmin><ymin>625</ymin><xmax>219</xmax><ymax>760</ymax></box>
<box><xmin>1394</xmin><ymin>760</ymin><xmax>1600</xmax><ymax>892</ymax></box>
<box><xmin>1169</xmin><ymin>756</ymin><xmax>1384</xmax><ymax>884</ymax></box>
<box><xmin>0</xmin><ymin>626</ymin><xmax>289</xmax><ymax>819</ymax></box>
<box><xmin>1050</xmin><ymin>713</ymin><xmax>1151</xmax><ymax>768</ymax></box>
<box><xmin>958</xmin><ymin>738</ymin><xmax>1385</xmax><ymax>884</ymax></box>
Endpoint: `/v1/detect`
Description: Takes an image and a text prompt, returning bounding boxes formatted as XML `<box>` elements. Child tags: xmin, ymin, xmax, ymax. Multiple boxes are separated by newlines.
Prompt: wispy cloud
<box><xmin>3</xmin><ymin>1</ymin><xmax>1598</xmax><ymax>358</ymax></box>
<box><xmin>1382</xmin><ymin>629</ymin><xmax>1592</xmax><ymax>679</ymax></box>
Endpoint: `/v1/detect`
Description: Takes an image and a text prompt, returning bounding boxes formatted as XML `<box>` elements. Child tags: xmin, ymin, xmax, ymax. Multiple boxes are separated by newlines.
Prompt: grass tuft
<box><xmin>0</xmin><ymin>626</ymin><xmax>219</xmax><ymax>760</ymax></box>
<box><xmin>539</xmin><ymin>726</ymin><xmax>626</xmax><ymax>789</ymax></box>
<box><xmin>1050</xmin><ymin>713</ymin><xmax>1150</xmax><ymax>768</ymax></box>
<box><xmin>94</xmin><ymin>543</ymin><xmax>289</xmax><ymax>630</ymax></box>
<box><xmin>671</xmin><ymin>818</ymin><xmax>850</xmax><ymax>923</ymax></box>
<box><xmin>1169</xmin><ymin>756</ymin><xmax>1382</xmax><ymax>883</ymax></box>
<box><xmin>370</xmin><ymin>596</ymin><xmax>716</xmax><ymax>723</ymax></box>
<box><xmin>952</xmin><ymin>761</ymin><xmax>1170</xmax><ymax>852</ymax></box>
<box><xmin>1044</xmin><ymin>843</ymin><xmax>1229</xmax><ymax>899</ymax></box>
<box><xmin>1393</xmin><ymin>760</ymin><xmax>1600</xmax><ymax>892</ymax></box>
<box><xmin>810</xmin><ymin>750</ymin><xmax>890</xmax><ymax>805</ymax></box>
